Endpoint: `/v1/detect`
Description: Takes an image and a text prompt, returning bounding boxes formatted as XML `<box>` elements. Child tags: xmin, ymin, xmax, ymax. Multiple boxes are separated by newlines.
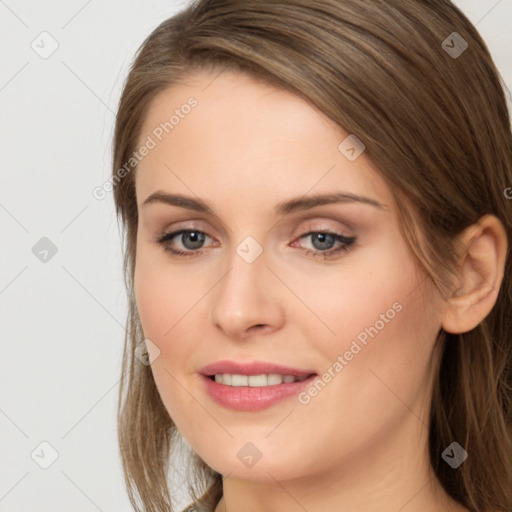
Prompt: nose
<box><xmin>210</xmin><ymin>247</ymin><xmax>285</xmax><ymax>340</ymax></box>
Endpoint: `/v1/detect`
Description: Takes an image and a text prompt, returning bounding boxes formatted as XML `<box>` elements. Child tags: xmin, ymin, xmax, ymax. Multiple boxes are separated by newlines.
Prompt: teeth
<box><xmin>248</xmin><ymin>375</ymin><xmax>267</xmax><ymax>387</ymax></box>
<box><xmin>267</xmin><ymin>374</ymin><xmax>283</xmax><ymax>385</ymax></box>
<box><xmin>231</xmin><ymin>374</ymin><xmax>248</xmax><ymax>386</ymax></box>
<box><xmin>212</xmin><ymin>373</ymin><xmax>309</xmax><ymax>387</ymax></box>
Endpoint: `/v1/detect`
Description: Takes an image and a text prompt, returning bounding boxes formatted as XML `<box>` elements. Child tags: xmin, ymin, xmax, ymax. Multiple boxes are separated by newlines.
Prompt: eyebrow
<box><xmin>141</xmin><ymin>191</ymin><xmax>385</xmax><ymax>215</ymax></box>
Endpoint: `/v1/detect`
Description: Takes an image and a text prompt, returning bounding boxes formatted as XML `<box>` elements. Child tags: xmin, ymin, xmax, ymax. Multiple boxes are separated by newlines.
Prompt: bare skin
<box><xmin>133</xmin><ymin>69</ymin><xmax>506</xmax><ymax>512</ymax></box>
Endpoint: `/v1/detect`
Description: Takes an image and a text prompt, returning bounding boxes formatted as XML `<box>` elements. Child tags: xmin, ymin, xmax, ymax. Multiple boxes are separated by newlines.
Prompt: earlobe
<box><xmin>441</xmin><ymin>214</ymin><xmax>507</xmax><ymax>334</ymax></box>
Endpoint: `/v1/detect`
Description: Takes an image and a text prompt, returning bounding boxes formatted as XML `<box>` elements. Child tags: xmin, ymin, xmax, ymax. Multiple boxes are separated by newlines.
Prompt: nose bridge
<box><xmin>210</xmin><ymin>234</ymin><xmax>282</xmax><ymax>337</ymax></box>
<box><xmin>216</xmin><ymin>239</ymin><xmax>265</xmax><ymax>311</ymax></box>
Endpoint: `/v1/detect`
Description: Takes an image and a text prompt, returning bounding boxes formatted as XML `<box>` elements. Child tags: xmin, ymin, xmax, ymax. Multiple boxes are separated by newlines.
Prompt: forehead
<box><xmin>135</xmin><ymin>69</ymin><xmax>392</xmax><ymax>213</ymax></box>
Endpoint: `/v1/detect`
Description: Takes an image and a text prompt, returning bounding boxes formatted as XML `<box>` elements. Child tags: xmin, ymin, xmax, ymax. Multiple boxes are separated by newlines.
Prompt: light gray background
<box><xmin>1</xmin><ymin>1</ymin><xmax>511</xmax><ymax>511</ymax></box>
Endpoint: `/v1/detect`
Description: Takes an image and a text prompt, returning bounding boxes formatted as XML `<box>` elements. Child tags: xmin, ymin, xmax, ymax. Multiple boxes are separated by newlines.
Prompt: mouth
<box><xmin>199</xmin><ymin>360</ymin><xmax>319</xmax><ymax>411</ymax></box>
<box><xmin>206</xmin><ymin>373</ymin><xmax>314</xmax><ymax>386</ymax></box>
<box><xmin>200</xmin><ymin>360</ymin><xmax>316</xmax><ymax>379</ymax></box>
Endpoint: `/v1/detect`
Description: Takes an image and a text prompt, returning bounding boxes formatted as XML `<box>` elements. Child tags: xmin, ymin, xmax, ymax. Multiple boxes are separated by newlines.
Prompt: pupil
<box><xmin>183</xmin><ymin>231</ymin><xmax>205</xmax><ymax>250</ymax></box>
<box><xmin>312</xmin><ymin>233</ymin><xmax>334</xmax><ymax>250</ymax></box>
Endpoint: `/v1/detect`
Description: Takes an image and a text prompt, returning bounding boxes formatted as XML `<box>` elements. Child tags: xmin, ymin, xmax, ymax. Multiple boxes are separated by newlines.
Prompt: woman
<box><xmin>113</xmin><ymin>1</ymin><xmax>512</xmax><ymax>511</ymax></box>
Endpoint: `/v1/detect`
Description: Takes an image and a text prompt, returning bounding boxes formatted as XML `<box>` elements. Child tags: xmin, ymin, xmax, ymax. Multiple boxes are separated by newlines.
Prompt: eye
<box><xmin>156</xmin><ymin>228</ymin><xmax>356</xmax><ymax>260</ymax></box>
<box><xmin>293</xmin><ymin>231</ymin><xmax>356</xmax><ymax>259</ymax></box>
<box><xmin>157</xmin><ymin>229</ymin><xmax>213</xmax><ymax>257</ymax></box>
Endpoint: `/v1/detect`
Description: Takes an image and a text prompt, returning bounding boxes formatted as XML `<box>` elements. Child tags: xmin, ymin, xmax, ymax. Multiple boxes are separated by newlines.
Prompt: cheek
<box><xmin>296</xmin><ymin>238</ymin><xmax>440</xmax><ymax>413</ymax></box>
<box><xmin>302</xmin><ymin>269</ymin><xmax>439</xmax><ymax>439</ymax></box>
<box><xmin>284</xmin><ymin>236</ymin><xmax>424</xmax><ymax>351</ymax></box>
<box><xmin>134</xmin><ymin>244</ymin><xmax>217</xmax><ymax>387</ymax></box>
<box><xmin>134</xmin><ymin>247</ymin><xmax>193</xmax><ymax>400</ymax></box>
<box><xmin>134</xmin><ymin>248</ymin><xmax>205</xmax><ymax>426</ymax></box>
<box><xmin>134</xmin><ymin>241</ymin><xmax>204</xmax><ymax>344</ymax></box>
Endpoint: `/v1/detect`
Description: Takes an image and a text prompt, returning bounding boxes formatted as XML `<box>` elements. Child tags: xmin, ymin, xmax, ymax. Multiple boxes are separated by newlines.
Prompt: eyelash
<box><xmin>156</xmin><ymin>228</ymin><xmax>356</xmax><ymax>260</ymax></box>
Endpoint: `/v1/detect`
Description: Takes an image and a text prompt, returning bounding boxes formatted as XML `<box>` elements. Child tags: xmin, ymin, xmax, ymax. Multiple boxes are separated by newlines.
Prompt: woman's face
<box><xmin>133</xmin><ymin>69</ymin><xmax>444</xmax><ymax>482</ymax></box>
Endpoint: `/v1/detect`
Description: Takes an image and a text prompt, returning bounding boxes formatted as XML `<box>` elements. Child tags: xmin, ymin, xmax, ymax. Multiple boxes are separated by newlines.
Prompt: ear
<box><xmin>441</xmin><ymin>214</ymin><xmax>508</xmax><ymax>334</ymax></box>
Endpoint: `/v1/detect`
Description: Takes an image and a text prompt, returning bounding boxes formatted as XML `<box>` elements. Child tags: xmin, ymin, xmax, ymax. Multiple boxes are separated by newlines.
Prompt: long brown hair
<box><xmin>112</xmin><ymin>1</ymin><xmax>512</xmax><ymax>511</ymax></box>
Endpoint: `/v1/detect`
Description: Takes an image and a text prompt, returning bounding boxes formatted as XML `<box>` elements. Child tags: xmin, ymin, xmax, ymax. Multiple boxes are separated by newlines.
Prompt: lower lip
<box><xmin>200</xmin><ymin>374</ymin><xmax>318</xmax><ymax>411</ymax></box>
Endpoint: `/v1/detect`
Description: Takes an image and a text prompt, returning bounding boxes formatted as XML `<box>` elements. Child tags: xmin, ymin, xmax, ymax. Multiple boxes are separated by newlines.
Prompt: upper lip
<box><xmin>200</xmin><ymin>360</ymin><xmax>317</xmax><ymax>377</ymax></box>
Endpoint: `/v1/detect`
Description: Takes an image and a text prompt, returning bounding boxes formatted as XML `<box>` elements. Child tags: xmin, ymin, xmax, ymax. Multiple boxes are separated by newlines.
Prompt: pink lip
<box><xmin>199</xmin><ymin>360</ymin><xmax>318</xmax><ymax>412</ymax></box>
<box><xmin>200</xmin><ymin>360</ymin><xmax>315</xmax><ymax>377</ymax></box>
